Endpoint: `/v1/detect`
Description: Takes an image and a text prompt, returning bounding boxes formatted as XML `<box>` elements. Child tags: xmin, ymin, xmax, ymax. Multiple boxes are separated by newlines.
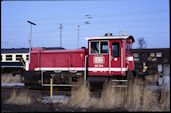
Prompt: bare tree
<box><xmin>138</xmin><ymin>37</ymin><xmax>147</xmax><ymax>49</ymax></box>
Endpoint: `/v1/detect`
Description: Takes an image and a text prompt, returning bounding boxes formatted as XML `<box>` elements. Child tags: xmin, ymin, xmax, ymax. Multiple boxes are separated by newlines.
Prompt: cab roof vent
<box><xmin>105</xmin><ymin>33</ymin><xmax>112</xmax><ymax>36</ymax></box>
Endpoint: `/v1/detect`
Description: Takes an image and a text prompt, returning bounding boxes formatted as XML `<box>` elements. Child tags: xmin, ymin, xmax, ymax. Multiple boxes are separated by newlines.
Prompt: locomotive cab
<box><xmin>86</xmin><ymin>34</ymin><xmax>135</xmax><ymax>77</ymax></box>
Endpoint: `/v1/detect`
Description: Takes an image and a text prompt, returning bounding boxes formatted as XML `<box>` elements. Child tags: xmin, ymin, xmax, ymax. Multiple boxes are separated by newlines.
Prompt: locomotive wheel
<box><xmin>12</xmin><ymin>71</ymin><xmax>16</xmax><ymax>76</ymax></box>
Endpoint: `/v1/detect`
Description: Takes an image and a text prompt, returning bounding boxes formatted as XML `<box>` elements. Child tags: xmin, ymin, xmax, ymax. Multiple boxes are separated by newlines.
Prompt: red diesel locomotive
<box><xmin>24</xmin><ymin>33</ymin><xmax>135</xmax><ymax>87</ymax></box>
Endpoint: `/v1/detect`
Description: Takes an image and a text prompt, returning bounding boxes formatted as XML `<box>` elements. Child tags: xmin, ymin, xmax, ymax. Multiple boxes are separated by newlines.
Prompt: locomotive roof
<box><xmin>86</xmin><ymin>35</ymin><xmax>135</xmax><ymax>42</ymax></box>
<box><xmin>38</xmin><ymin>48</ymin><xmax>85</xmax><ymax>53</ymax></box>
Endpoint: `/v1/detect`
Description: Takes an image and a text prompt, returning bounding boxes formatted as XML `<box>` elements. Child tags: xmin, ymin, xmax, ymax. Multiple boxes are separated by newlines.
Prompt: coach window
<box><xmin>112</xmin><ymin>42</ymin><xmax>120</xmax><ymax>57</ymax></box>
<box><xmin>16</xmin><ymin>55</ymin><xmax>22</xmax><ymax>61</ymax></box>
<box><xmin>26</xmin><ymin>55</ymin><xmax>29</xmax><ymax>60</ymax></box>
<box><xmin>91</xmin><ymin>41</ymin><xmax>99</xmax><ymax>54</ymax></box>
<box><xmin>6</xmin><ymin>55</ymin><xmax>12</xmax><ymax>61</ymax></box>
<box><xmin>100</xmin><ymin>41</ymin><xmax>108</xmax><ymax>54</ymax></box>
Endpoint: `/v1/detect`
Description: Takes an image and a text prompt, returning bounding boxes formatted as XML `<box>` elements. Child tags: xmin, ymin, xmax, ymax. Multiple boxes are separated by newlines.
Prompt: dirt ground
<box><xmin>1</xmin><ymin>103</ymin><xmax>126</xmax><ymax>112</ymax></box>
<box><xmin>1</xmin><ymin>88</ymin><xmax>127</xmax><ymax>112</ymax></box>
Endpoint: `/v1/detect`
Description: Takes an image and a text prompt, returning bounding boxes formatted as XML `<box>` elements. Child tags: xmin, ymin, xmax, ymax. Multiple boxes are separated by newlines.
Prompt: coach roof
<box><xmin>1</xmin><ymin>47</ymin><xmax>65</xmax><ymax>53</ymax></box>
<box><xmin>1</xmin><ymin>48</ymin><xmax>29</xmax><ymax>53</ymax></box>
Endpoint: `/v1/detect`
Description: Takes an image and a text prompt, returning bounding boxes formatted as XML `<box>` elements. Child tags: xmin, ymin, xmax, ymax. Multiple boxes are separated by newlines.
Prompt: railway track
<box><xmin>1</xmin><ymin>85</ymin><xmax>102</xmax><ymax>97</ymax></box>
<box><xmin>1</xmin><ymin>76</ymin><xmax>162</xmax><ymax>97</ymax></box>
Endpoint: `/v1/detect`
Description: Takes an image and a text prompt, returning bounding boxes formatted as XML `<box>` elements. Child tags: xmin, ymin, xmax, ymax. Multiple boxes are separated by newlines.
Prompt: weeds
<box><xmin>67</xmin><ymin>81</ymin><xmax>91</xmax><ymax>108</ymax></box>
<box><xmin>1</xmin><ymin>74</ymin><xmax>23</xmax><ymax>83</ymax></box>
<box><xmin>96</xmin><ymin>81</ymin><xmax>125</xmax><ymax>109</ymax></box>
<box><xmin>67</xmin><ymin>76</ymin><xmax>170</xmax><ymax>112</ymax></box>
<box><xmin>5</xmin><ymin>89</ymin><xmax>33</xmax><ymax>105</ymax></box>
<box><xmin>125</xmin><ymin>79</ymin><xmax>143</xmax><ymax>111</ymax></box>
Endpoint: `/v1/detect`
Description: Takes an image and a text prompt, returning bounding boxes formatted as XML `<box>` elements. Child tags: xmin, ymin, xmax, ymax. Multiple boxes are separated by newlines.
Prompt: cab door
<box><xmin>109</xmin><ymin>40</ymin><xmax>123</xmax><ymax>75</ymax></box>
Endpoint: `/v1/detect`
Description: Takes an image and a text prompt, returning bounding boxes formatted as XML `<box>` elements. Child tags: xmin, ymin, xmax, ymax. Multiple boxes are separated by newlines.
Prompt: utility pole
<box><xmin>60</xmin><ymin>23</ymin><xmax>62</xmax><ymax>48</ymax></box>
<box><xmin>77</xmin><ymin>25</ymin><xmax>80</xmax><ymax>48</ymax></box>
<box><xmin>160</xmin><ymin>64</ymin><xmax>165</xmax><ymax>103</ymax></box>
<box><xmin>27</xmin><ymin>21</ymin><xmax>36</xmax><ymax>63</ymax></box>
<box><xmin>27</xmin><ymin>21</ymin><xmax>36</xmax><ymax>52</ymax></box>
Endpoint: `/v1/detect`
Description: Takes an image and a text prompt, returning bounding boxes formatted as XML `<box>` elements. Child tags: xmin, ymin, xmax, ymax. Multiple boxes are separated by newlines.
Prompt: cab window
<box><xmin>126</xmin><ymin>43</ymin><xmax>132</xmax><ymax>54</ymax></box>
<box><xmin>91</xmin><ymin>41</ymin><xmax>99</xmax><ymax>54</ymax></box>
<box><xmin>112</xmin><ymin>42</ymin><xmax>120</xmax><ymax>57</ymax></box>
<box><xmin>100</xmin><ymin>41</ymin><xmax>108</xmax><ymax>54</ymax></box>
<box><xmin>90</xmin><ymin>41</ymin><xmax>108</xmax><ymax>54</ymax></box>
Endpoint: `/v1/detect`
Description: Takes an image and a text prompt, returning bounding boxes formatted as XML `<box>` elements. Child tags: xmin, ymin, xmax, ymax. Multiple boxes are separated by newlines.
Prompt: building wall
<box><xmin>131</xmin><ymin>48</ymin><xmax>170</xmax><ymax>74</ymax></box>
<box><xmin>164</xmin><ymin>64</ymin><xmax>170</xmax><ymax>90</ymax></box>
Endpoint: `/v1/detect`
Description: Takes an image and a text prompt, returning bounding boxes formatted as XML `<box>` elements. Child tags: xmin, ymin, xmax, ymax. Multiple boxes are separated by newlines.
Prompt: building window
<box><xmin>134</xmin><ymin>58</ymin><xmax>139</xmax><ymax>61</ymax></box>
<box><xmin>152</xmin><ymin>58</ymin><xmax>157</xmax><ymax>61</ymax></box>
<box><xmin>112</xmin><ymin>42</ymin><xmax>120</xmax><ymax>57</ymax></box>
<box><xmin>100</xmin><ymin>41</ymin><xmax>108</xmax><ymax>54</ymax></box>
<box><xmin>150</xmin><ymin>53</ymin><xmax>155</xmax><ymax>57</ymax></box>
<box><xmin>158</xmin><ymin>64</ymin><xmax>162</xmax><ymax>72</ymax></box>
<box><xmin>134</xmin><ymin>53</ymin><xmax>139</xmax><ymax>57</ymax></box>
<box><xmin>6</xmin><ymin>55</ymin><xmax>12</xmax><ymax>61</ymax></box>
<box><xmin>26</xmin><ymin>55</ymin><xmax>29</xmax><ymax>60</ymax></box>
<box><xmin>16</xmin><ymin>55</ymin><xmax>22</xmax><ymax>60</ymax></box>
<box><xmin>156</xmin><ymin>52</ymin><xmax>162</xmax><ymax>57</ymax></box>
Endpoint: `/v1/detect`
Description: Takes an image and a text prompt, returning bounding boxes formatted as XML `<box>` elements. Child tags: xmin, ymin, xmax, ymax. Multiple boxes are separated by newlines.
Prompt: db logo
<box><xmin>93</xmin><ymin>56</ymin><xmax>105</xmax><ymax>64</ymax></box>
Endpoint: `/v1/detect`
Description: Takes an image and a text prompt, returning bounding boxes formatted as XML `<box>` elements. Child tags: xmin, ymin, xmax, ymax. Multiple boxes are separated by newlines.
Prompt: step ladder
<box><xmin>111</xmin><ymin>79</ymin><xmax>128</xmax><ymax>88</ymax></box>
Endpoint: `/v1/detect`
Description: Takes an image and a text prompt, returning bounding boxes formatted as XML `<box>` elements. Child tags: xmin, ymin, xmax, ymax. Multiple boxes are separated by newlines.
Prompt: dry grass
<box><xmin>161</xmin><ymin>90</ymin><xmax>170</xmax><ymax>111</ymax></box>
<box><xmin>145</xmin><ymin>74</ymin><xmax>159</xmax><ymax>85</ymax></box>
<box><xmin>67</xmin><ymin>81</ymin><xmax>91</xmax><ymax>108</ymax></box>
<box><xmin>67</xmin><ymin>76</ymin><xmax>170</xmax><ymax>112</ymax></box>
<box><xmin>67</xmin><ymin>81</ymin><xmax>126</xmax><ymax>109</ymax></box>
<box><xmin>143</xmin><ymin>88</ymin><xmax>170</xmax><ymax>112</ymax></box>
<box><xmin>5</xmin><ymin>89</ymin><xmax>33</xmax><ymax>105</ymax></box>
<box><xmin>125</xmin><ymin>79</ymin><xmax>143</xmax><ymax>111</ymax></box>
<box><xmin>125</xmin><ymin>78</ymin><xmax>170</xmax><ymax>112</ymax></box>
<box><xmin>95</xmin><ymin>81</ymin><xmax>125</xmax><ymax>109</ymax></box>
<box><xmin>159</xmin><ymin>83</ymin><xmax>170</xmax><ymax>111</ymax></box>
<box><xmin>1</xmin><ymin>73</ymin><xmax>23</xmax><ymax>83</ymax></box>
<box><xmin>142</xmin><ymin>89</ymin><xmax>158</xmax><ymax>111</ymax></box>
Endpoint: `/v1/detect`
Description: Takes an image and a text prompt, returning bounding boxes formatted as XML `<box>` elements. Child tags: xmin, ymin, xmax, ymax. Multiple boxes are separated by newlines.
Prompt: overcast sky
<box><xmin>1</xmin><ymin>0</ymin><xmax>170</xmax><ymax>49</ymax></box>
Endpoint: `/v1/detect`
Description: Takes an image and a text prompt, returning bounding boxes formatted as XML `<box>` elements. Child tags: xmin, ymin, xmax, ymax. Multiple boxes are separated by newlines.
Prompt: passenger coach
<box><xmin>1</xmin><ymin>48</ymin><xmax>29</xmax><ymax>75</ymax></box>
